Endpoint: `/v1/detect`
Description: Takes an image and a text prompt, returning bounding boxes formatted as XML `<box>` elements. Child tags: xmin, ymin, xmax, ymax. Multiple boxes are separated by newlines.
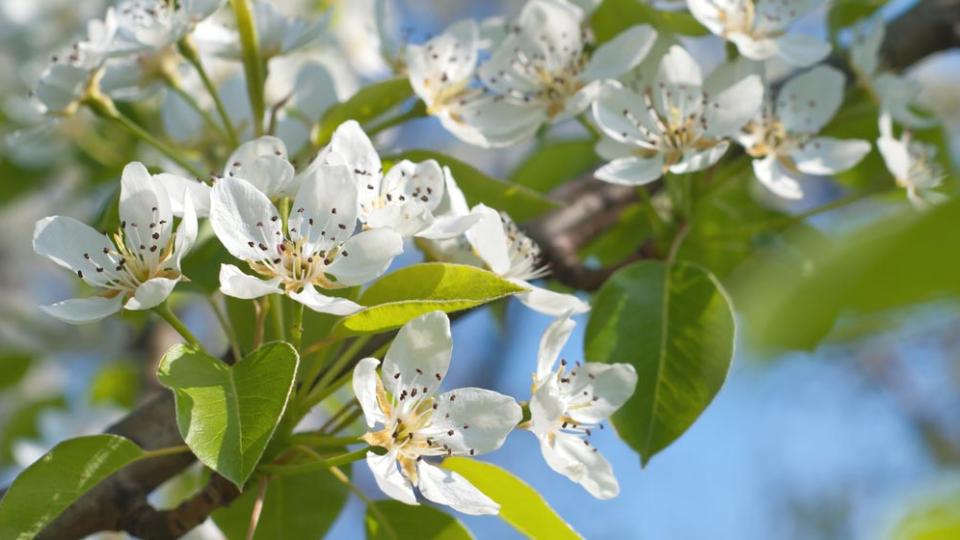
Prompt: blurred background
<box><xmin>1</xmin><ymin>0</ymin><xmax>959</xmax><ymax>539</ymax></box>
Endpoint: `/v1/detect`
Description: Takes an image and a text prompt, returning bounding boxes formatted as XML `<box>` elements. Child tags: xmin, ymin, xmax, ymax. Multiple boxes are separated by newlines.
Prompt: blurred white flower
<box><xmin>33</xmin><ymin>163</ymin><xmax>199</xmax><ymax>324</ymax></box>
<box><xmin>526</xmin><ymin>313</ymin><xmax>637</xmax><ymax>499</ymax></box>
<box><xmin>591</xmin><ymin>45</ymin><xmax>763</xmax><ymax>185</ymax></box>
<box><xmin>877</xmin><ymin>113</ymin><xmax>946</xmax><ymax>210</ymax></box>
<box><xmin>195</xmin><ymin>0</ymin><xmax>327</xmax><ymax>60</ymax></box>
<box><xmin>354</xmin><ymin>311</ymin><xmax>521</xmax><ymax>515</ymax></box>
<box><xmin>736</xmin><ymin>65</ymin><xmax>871</xmax><ymax>199</ymax></box>
<box><xmin>687</xmin><ymin>0</ymin><xmax>830</xmax><ymax>67</ymax></box>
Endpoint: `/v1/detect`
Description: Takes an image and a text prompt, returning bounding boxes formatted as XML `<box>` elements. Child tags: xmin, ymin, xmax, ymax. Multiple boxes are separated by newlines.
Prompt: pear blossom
<box><xmin>301</xmin><ymin>121</ymin><xmax>478</xmax><ymax>239</ymax></box>
<box><xmin>33</xmin><ymin>162</ymin><xmax>198</xmax><ymax>324</ymax></box>
<box><xmin>473</xmin><ymin>0</ymin><xmax>658</xmax><ymax>146</ymax></box>
<box><xmin>527</xmin><ymin>313</ymin><xmax>637</xmax><ymax>499</ymax></box>
<box><xmin>109</xmin><ymin>0</ymin><xmax>224</xmax><ymax>54</ymax></box>
<box><xmin>687</xmin><ymin>0</ymin><xmax>830</xmax><ymax>67</ymax></box>
<box><xmin>33</xmin><ymin>48</ymin><xmax>102</xmax><ymax>115</ymax></box>
<box><xmin>877</xmin><ymin>113</ymin><xmax>946</xmax><ymax>210</ymax></box>
<box><xmin>196</xmin><ymin>1</ymin><xmax>327</xmax><ymax>60</ymax></box>
<box><xmin>210</xmin><ymin>162</ymin><xmax>402</xmax><ymax>315</ymax></box>
<box><xmin>736</xmin><ymin>65</ymin><xmax>871</xmax><ymax>199</ymax></box>
<box><xmin>850</xmin><ymin>18</ymin><xmax>936</xmax><ymax>129</ymax></box>
<box><xmin>591</xmin><ymin>45</ymin><xmax>763</xmax><ymax>185</ymax></box>
<box><xmin>353</xmin><ymin>311</ymin><xmax>522</xmax><ymax>514</ymax></box>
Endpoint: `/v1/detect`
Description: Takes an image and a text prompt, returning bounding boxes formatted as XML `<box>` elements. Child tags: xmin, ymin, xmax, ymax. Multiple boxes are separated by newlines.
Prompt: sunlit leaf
<box><xmin>313</xmin><ymin>78</ymin><xmax>413</xmax><ymax>147</ymax></box>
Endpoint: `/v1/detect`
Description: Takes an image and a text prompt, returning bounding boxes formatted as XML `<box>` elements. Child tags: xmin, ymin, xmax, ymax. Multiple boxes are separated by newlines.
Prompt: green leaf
<box><xmin>156</xmin><ymin>342</ymin><xmax>299</xmax><ymax>488</ymax></box>
<box><xmin>212</xmin><ymin>466</ymin><xmax>348</xmax><ymax>539</ymax></box>
<box><xmin>585</xmin><ymin>260</ymin><xmax>735</xmax><ymax>464</ymax></box>
<box><xmin>334</xmin><ymin>263</ymin><xmax>526</xmax><ymax>336</ymax></box>
<box><xmin>314</xmin><ymin>78</ymin><xmax>413</xmax><ymax>147</ymax></box>
<box><xmin>0</xmin><ymin>434</ymin><xmax>145</xmax><ymax>539</ymax></box>
<box><xmin>88</xmin><ymin>360</ymin><xmax>140</xmax><ymax>408</ymax></box>
<box><xmin>387</xmin><ymin>150</ymin><xmax>558</xmax><ymax>222</ymax></box>
<box><xmin>827</xmin><ymin>0</ymin><xmax>884</xmax><ymax>36</ymax></box>
<box><xmin>442</xmin><ymin>457</ymin><xmax>580</xmax><ymax>539</ymax></box>
<box><xmin>591</xmin><ymin>0</ymin><xmax>708</xmax><ymax>43</ymax></box>
<box><xmin>889</xmin><ymin>485</ymin><xmax>960</xmax><ymax>540</ymax></box>
<box><xmin>0</xmin><ymin>352</ymin><xmax>32</xmax><ymax>390</ymax></box>
<box><xmin>509</xmin><ymin>139</ymin><xmax>598</xmax><ymax>193</ymax></box>
<box><xmin>365</xmin><ymin>500</ymin><xmax>473</xmax><ymax>540</ymax></box>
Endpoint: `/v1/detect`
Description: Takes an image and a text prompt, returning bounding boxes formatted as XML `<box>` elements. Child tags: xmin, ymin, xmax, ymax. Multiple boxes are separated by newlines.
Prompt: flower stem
<box><xmin>178</xmin><ymin>37</ymin><xmax>240</xmax><ymax>148</ymax></box>
<box><xmin>102</xmin><ymin>103</ymin><xmax>206</xmax><ymax>179</ymax></box>
<box><xmin>141</xmin><ymin>444</ymin><xmax>191</xmax><ymax>459</ymax></box>
<box><xmin>290</xmin><ymin>300</ymin><xmax>304</xmax><ymax>352</ymax></box>
<box><xmin>288</xmin><ymin>433</ymin><xmax>360</xmax><ymax>447</ymax></box>
<box><xmin>165</xmin><ymin>76</ymin><xmax>231</xmax><ymax>145</ymax></box>
<box><xmin>260</xmin><ymin>447</ymin><xmax>371</xmax><ymax>476</ymax></box>
<box><xmin>229</xmin><ymin>0</ymin><xmax>265</xmax><ymax>136</ymax></box>
<box><xmin>269</xmin><ymin>294</ymin><xmax>286</xmax><ymax>342</ymax></box>
<box><xmin>154</xmin><ymin>302</ymin><xmax>204</xmax><ymax>350</ymax></box>
<box><xmin>245</xmin><ymin>476</ymin><xmax>268</xmax><ymax>540</ymax></box>
<box><xmin>314</xmin><ymin>336</ymin><xmax>369</xmax><ymax>394</ymax></box>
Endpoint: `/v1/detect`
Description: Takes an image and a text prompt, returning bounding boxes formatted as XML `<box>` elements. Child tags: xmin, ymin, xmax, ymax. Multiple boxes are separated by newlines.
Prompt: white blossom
<box><xmin>877</xmin><ymin>113</ymin><xmax>946</xmax><ymax>210</ymax></box>
<box><xmin>109</xmin><ymin>0</ymin><xmax>224</xmax><ymax>54</ymax></box>
<box><xmin>527</xmin><ymin>313</ymin><xmax>637</xmax><ymax>499</ymax></box>
<box><xmin>353</xmin><ymin>311</ymin><xmax>521</xmax><ymax>515</ymax></box>
<box><xmin>736</xmin><ymin>65</ymin><xmax>871</xmax><ymax>199</ymax></box>
<box><xmin>591</xmin><ymin>45</ymin><xmax>763</xmax><ymax>185</ymax></box>
<box><xmin>470</xmin><ymin>0</ymin><xmax>657</xmax><ymax>146</ymax></box>
<box><xmin>195</xmin><ymin>1</ymin><xmax>327</xmax><ymax>60</ymax></box>
<box><xmin>209</xmin><ymin>158</ymin><xmax>403</xmax><ymax>314</ymax></box>
<box><xmin>33</xmin><ymin>162</ymin><xmax>198</xmax><ymax>323</ymax></box>
<box><xmin>850</xmin><ymin>17</ymin><xmax>937</xmax><ymax>129</ymax></box>
<box><xmin>687</xmin><ymin>0</ymin><xmax>830</xmax><ymax>67</ymax></box>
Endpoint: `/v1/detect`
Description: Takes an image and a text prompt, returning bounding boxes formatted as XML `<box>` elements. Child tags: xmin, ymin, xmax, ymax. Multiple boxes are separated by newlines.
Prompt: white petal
<box><xmin>367</xmin><ymin>451</ymin><xmax>418</xmax><ymax>505</ymax></box>
<box><xmin>120</xmin><ymin>162</ymin><xmax>174</xmax><ymax>252</ymax></box>
<box><xmin>33</xmin><ymin>216</ymin><xmax>114</xmax><ymax>285</ymax></box>
<box><xmin>516</xmin><ymin>283</ymin><xmax>591</xmax><ymax>318</ymax></box>
<box><xmin>703</xmin><ymin>75</ymin><xmax>763</xmax><ymax>138</ymax></box>
<box><xmin>793</xmin><ymin>138</ymin><xmax>871</xmax><ymax>176</ymax></box>
<box><xmin>218</xmin><ymin>264</ymin><xmax>281</xmax><ymax>299</ymax></box>
<box><xmin>670</xmin><ymin>142</ymin><xmax>730</xmax><ymax>174</ymax></box>
<box><xmin>326</xmin><ymin>228</ymin><xmax>403</xmax><ymax>287</ymax></box>
<box><xmin>595</xmin><ymin>137</ymin><xmax>635</xmax><ymax>161</ymax></box>
<box><xmin>289</xmin><ymin>62</ymin><xmax>339</xmax><ymax>122</ymax></box>
<box><xmin>224</xmin><ymin>136</ymin><xmax>296</xmax><ymax>198</ymax></box>
<box><xmin>289</xmin><ymin>163</ymin><xmax>359</xmax><ymax>249</ymax></box>
<box><xmin>209</xmin><ymin>176</ymin><xmax>282</xmax><ymax>261</ymax></box>
<box><xmin>538</xmin><ymin>432</ymin><xmax>620</xmax><ymax>499</ymax></box>
<box><xmin>753</xmin><ymin>156</ymin><xmax>804</xmax><ymax>199</ymax></box>
<box><xmin>353</xmin><ymin>357</ymin><xmax>387</xmax><ymax>428</ymax></box>
<box><xmin>877</xmin><ymin>136</ymin><xmax>911</xmax><ymax>181</ymax></box>
<box><xmin>559</xmin><ymin>81</ymin><xmax>603</xmax><ymax>121</ymax></box>
<box><xmin>536</xmin><ymin>314</ymin><xmax>576</xmax><ymax>382</ymax></box>
<box><xmin>777</xmin><ymin>65</ymin><xmax>845</xmax><ymax>135</ymax></box>
<box><xmin>728</xmin><ymin>34</ymin><xmax>779</xmax><ymax>62</ymax></box>
<box><xmin>581</xmin><ymin>25</ymin><xmax>657</xmax><ymax>82</ymax></box>
<box><xmin>426</xmin><ymin>387</ymin><xmax>522</xmax><ymax>455</ymax></box>
<box><xmin>464</xmin><ymin>204</ymin><xmax>511</xmax><ymax>275</ymax></box>
<box><xmin>406</xmin><ymin>19</ymin><xmax>478</xmax><ymax>104</ymax></box>
<box><xmin>851</xmin><ymin>18</ymin><xmax>883</xmax><ymax>78</ymax></box>
<box><xmin>125</xmin><ymin>277</ymin><xmax>178</xmax><ymax>311</ymax></box>
<box><xmin>172</xmin><ymin>193</ymin><xmax>198</xmax><ymax>268</ymax></box>
<box><xmin>314</xmin><ymin>120</ymin><xmax>381</xmax><ymax>191</ymax></box>
<box><xmin>40</xmin><ymin>295</ymin><xmax>124</xmax><ymax>324</ymax></box>
<box><xmin>565</xmin><ymin>363</ymin><xmax>638</xmax><ymax>425</ymax></box>
<box><xmin>529</xmin><ymin>377</ymin><xmax>566</xmax><ymax>437</ymax></box>
<box><xmin>774</xmin><ymin>33</ymin><xmax>832</xmax><ymax>68</ymax></box>
<box><xmin>287</xmin><ymin>284</ymin><xmax>362</xmax><ymax>315</ymax></box>
<box><xmin>416</xmin><ymin>462</ymin><xmax>499</xmax><ymax>516</ymax></box>
<box><xmin>457</xmin><ymin>97</ymin><xmax>546</xmax><ymax>148</ymax></box>
<box><xmin>382</xmin><ymin>311</ymin><xmax>452</xmax><ymax>397</ymax></box>
<box><xmin>591</xmin><ymin>82</ymin><xmax>660</xmax><ymax>146</ymax></box>
<box><xmin>595</xmin><ymin>155</ymin><xmax>665</xmax><ymax>186</ymax></box>
<box><xmin>686</xmin><ymin>0</ymin><xmax>724</xmax><ymax>35</ymax></box>
<box><xmin>381</xmin><ymin>160</ymin><xmax>446</xmax><ymax>214</ymax></box>
<box><xmin>154</xmin><ymin>173</ymin><xmax>211</xmax><ymax>218</ymax></box>
<box><xmin>416</xmin><ymin>213</ymin><xmax>481</xmax><ymax>240</ymax></box>
<box><xmin>656</xmin><ymin>45</ymin><xmax>702</xmax><ymax>88</ymax></box>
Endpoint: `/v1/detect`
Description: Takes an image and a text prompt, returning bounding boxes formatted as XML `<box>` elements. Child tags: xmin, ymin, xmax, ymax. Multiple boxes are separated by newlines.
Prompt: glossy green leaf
<box><xmin>313</xmin><ymin>78</ymin><xmax>413</xmax><ymax>147</ymax></box>
<box><xmin>387</xmin><ymin>150</ymin><xmax>558</xmax><ymax>222</ymax></box>
<box><xmin>334</xmin><ymin>263</ymin><xmax>526</xmax><ymax>336</ymax></box>
<box><xmin>509</xmin><ymin>139</ymin><xmax>598</xmax><ymax>192</ymax></box>
<box><xmin>585</xmin><ymin>260</ymin><xmax>735</xmax><ymax>465</ymax></box>
<box><xmin>0</xmin><ymin>434</ymin><xmax>144</xmax><ymax>539</ymax></box>
<box><xmin>591</xmin><ymin>0</ymin><xmax>708</xmax><ymax>43</ymax></box>
<box><xmin>442</xmin><ymin>457</ymin><xmax>580</xmax><ymax>539</ymax></box>
<box><xmin>212</xmin><ymin>464</ymin><xmax>348</xmax><ymax>540</ymax></box>
<box><xmin>157</xmin><ymin>342</ymin><xmax>299</xmax><ymax>488</ymax></box>
<box><xmin>365</xmin><ymin>500</ymin><xmax>473</xmax><ymax>540</ymax></box>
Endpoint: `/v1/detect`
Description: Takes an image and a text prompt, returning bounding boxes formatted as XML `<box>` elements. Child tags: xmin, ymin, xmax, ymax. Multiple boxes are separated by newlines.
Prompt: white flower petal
<box><xmin>516</xmin><ymin>283</ymin><xmax>591</xmax><ymax>318</ymax></box>
<box><xmin>591</xmin><ymin>82</ymin><xmax>659</xmax><ymax>146</ymax></box>
<box><xmin>416</xmin><ymin>461</ymin><xmax>499</xmax><ymax>515</ymax></box>
<box><xmin>406</xmin><ymin>19</ymin><xmax>478</xmax><ymax>105</ymax></box>
<box><xmin>595</xmin><ymin>137</ymin><xmax>636</xmax><ymax>161</ymax></box>
<box><xmin>851</xmin><ymin>17</ymin><xmax>883</xmax><ymax>78</ymax></box>
<box><xmin>753</xmin><ymin>155</ymin><xmax>804</xmax><ymax>199</ymax></box>
<box><xmin>792</xmin><ymin>137</ymin><xmax>871</xmax><ymax>176</ymax></box>
<box><xmin>154</xmin><ymin>173</ymin><xmax>211</xmax><ymax>218</ymax></box>
<box><xmin>538</xmin><ymin>431</ymin><xmax>619</xmax><ymax>500</ymax></box>
<box><xmin>40</xmin><ymin>295</ymin><xmax>124</xmax><ymax>324</ymax></box>
<box><xmin>353</xmin><ymin>357</ymin><xmax>387</xmax><ymax>428</ymax></box>
<box><xmin>125</xmin><ymin>277</ymin><xmax>178</xmax><ymax>311</ymax></box>
<box><xmin>581</xmin><ymin>25</ymin><xmax>657</xmax><ymax>82</ymax></box>
<box><xmin>33</xmin><ymin>216</ymin><xmax>114</xmax><ymax>285</ymax></box>
<box><xmin>774</xmin><ymin>33</ymin><xmax>831</xmax><ymax>68</ymax></box>
<box><xmin>565</xmin><ymin>363</ymin><xmax>637</xmax><ymax>425</ymax></box>
<box><xmin>426</xmin><ymin>387</ymin><xmax>521</xmax><ymax>455</ymax></box>
<box><xmin>416</xmin><ymin>213</ymin><xmax>481</xmax><ymax>240</ymax></box>
<box><xmin>656</xmin><ymin>45</ymin><xmax>702</xmax><ymax>88</ymax></box>
<box><xmin>728</xmin><ymin>33</ymin><xmax>779</xmax><ymax>62</ymax></box>
<box><xmin>877</xmin><ymin>136</ymin><xmax>911</xmax><ymax>181</ymax></box>
<box><xmin>289</xmin><ymin>163</ymin><xmax>359</xmax><ymax>248</ymax></box>
<box><xmin>458</xmin><ymin>97</ymin><xmax>546</xmax><ymax>148</ymax></box>
<box><xmin>325</xmin><ymin>228</ymin><xmax>403</xmax><ymax>287</ymax></box>
<box><xmin>686</xmin><ymin>0</ymin><xmax>725</xmax><ymax>35</ymax></box>
<box><xmin>367</xmin><ymin>451</ymin><xmax>418</xmax><ymax>505</ymax></box>
<box><xmin>224</xmin><ymin>136</ymin><xmax>296</xmax><ymax>198</ymax></box>
<box><xmin>670</xmin><ymin>142</ymin><xmax>730</xmax><ymax>174</ymax></box>
<box><xmin>287</xmin><ymin>284</ymin><xmax>362</xmax><ymax>315</ymax></box>
<box><xmin>120</xmin><ymin>161</ymin><xmax>174</xmax><ymax>252</ymax></box>
<box><xmin>209</xmin><ymin>176</ymin><xmax>281</xmax><ymax>261</ymax></box>
<box><xmin>173</xmin><ymin>192</ymin><xmax>198</xmax><ymax>268</ymax></box>
<box><xmin>382</xmin><ymin>311</ymin><xmax>452</xmax><ymax>397</ymax></box>
<box><xmin>536</xmin><ymin>313</ymin><xmax>576</xmax><ymax>382</ymax></box>
<box><xmin>595</xmin><ymin>155</ymin><xmax>665</xmax><ymax>186</ymax></box>
<box><xmin>464</xmin><ymin>204</ymin><xmax>511</xmax><ymax>275</ymax></box>
<box><xmin>702</xmin><ymin>75</ymin><xmax>763</xmax><ymax>138</ymax></box>
<box><xmin>312</xmin><ymin>120</ymin><xmax>381</xmax><ymax>194</ymax></box>
<box><xmin>218</xmin><ymin>264</ymin><xmax>281</xmax><ymax>299</ymax></box>
<box><xmin>777</xmin><ymin>65</ymin><xmax>845</xmax><ymax>135</ymax></box>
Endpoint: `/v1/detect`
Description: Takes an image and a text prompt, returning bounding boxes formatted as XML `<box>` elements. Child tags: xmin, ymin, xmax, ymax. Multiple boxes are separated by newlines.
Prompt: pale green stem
<box><xmin>229</xmin><ymin>0</ymin><xmax>265</xmax><ymax>136</ymax></box>
<box><xmin>269</xmin><ymin>294</ymin><xmax>286</xmax><ymax>342</ymax></box>
<box><xmin>166</xmin><ymin>78</ymin><xmax>231</xmax><ymax>144</ymax></box>
<box><xmin>178</xmin><ymin>37</ymin><xmax>240</xmax><ymax>148</ymax></box>
<box><xmin>154</xmin><ymin>302</ymin><xmax>204</xmax><ymax>350</ymax></box>
<box><xmin>290</xmin><ymin>301</ymin><xmax>304</xmax><ymax>352</ymax></box>
<box><xmin>244</xmin><ymin>476</ymin><xmax>268</xmax><ymax>540</ymax></box>
<box><xmin>106</xmin><ymin>108</ymin><xmax>206</xmax><ymax>179</ymax></box>
<box><xmin>288</xmin><ymin>434</ymin><xmax>361</xmax><ymax>447</ymax></box>
<box><xmin>260</xmin><ymin>447</ymin><xmax>371</xmax><ymax>476</ymax></box>
<box><xmin>141</xmin><ymin>445</ymin><xmax>191</xmax><ymax>460</ymax></box>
